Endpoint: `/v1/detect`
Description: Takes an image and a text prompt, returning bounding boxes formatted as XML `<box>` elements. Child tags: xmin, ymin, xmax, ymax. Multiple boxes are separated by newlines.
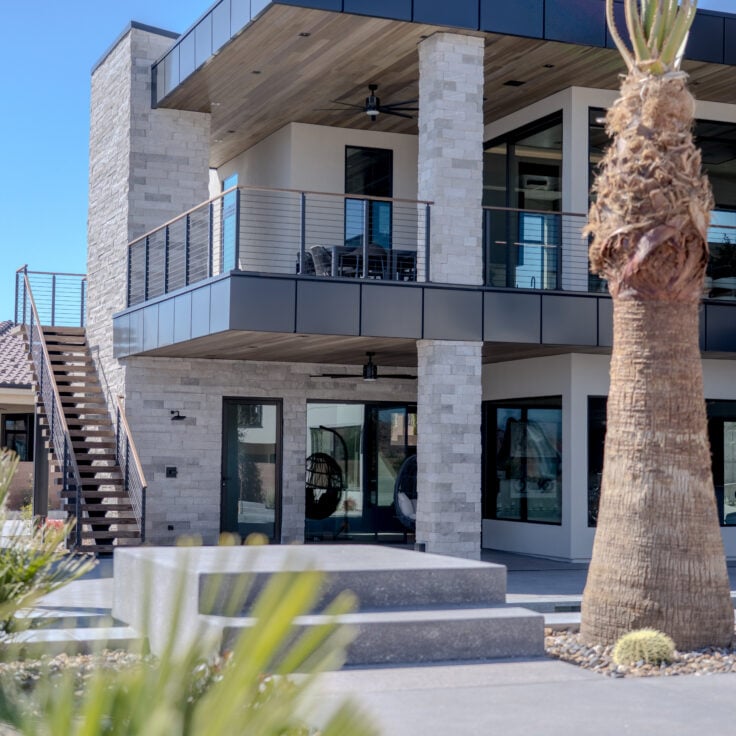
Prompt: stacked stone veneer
<box><xmin>87</xmin><ymin>25</ymin><xmax>210</xmax><ymax>401</ymax></box>
<box><xmin>417</xmin><ymin>33</ymin><xmax>484</xmax><ymax>286</ymax></box>
<box><xmin>415</xmin><ymin>33</ymin><xmax>484</xmax><ymax>558</ymax></box>
<box><xmin>124</xmin><ymin>358</ymin><xmax>416</xmax><ymax>545</ymax></box>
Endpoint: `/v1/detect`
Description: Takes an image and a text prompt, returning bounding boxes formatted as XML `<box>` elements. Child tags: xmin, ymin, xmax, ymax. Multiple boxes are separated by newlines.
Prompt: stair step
<box><xmin>61</xmin><ymin>490</ymin><xmax>131</xmax><ymax>499</ymax></box>
<box><xmin>81</xmin><ymin>517</ymin><xmax>139</xmax><ymax>528</ymax></box>
<box><xmin>43</xmin><ymin>327</ymin><xmax>86</xmax><ymax>336</ymax></box>
<box><xmin>213</xmin><ymin>606</ymin><xmax>545</xmax><ymax>666</ymax></box>
<box><xmin>69</xmin><ymin>430</ymin><xmax>115</xmax><ymax>438</ymax></box>
<box><xmin>72</xmin><ymin>441</ymin><xmax>116</xmax><ymax>450</ymax></box>
<box><xmin>81</xmin><ymin>530</ymin><xmax>141</xmax><ymax>539</ymax></box>
<box><xmin>82</xmin><ymin>503</ymin><xmax>134</xmax><ymax>512</ymax></box>
<box><xmin>6</xmin><ymin>627</ymin><xmax>141</xmax><ymax>658</ymax></box>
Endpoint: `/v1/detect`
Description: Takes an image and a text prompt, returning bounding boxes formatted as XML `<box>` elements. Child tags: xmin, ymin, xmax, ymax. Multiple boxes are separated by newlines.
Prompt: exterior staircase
<box><xmin>38</xmin><ymin>327</ymin><xmax>142</xmax><ymax>553</ymax></box>
<box><xmin>14</xmin><ymin>267</ymin><xmax>146</xmax><ymax>556</ymax></box>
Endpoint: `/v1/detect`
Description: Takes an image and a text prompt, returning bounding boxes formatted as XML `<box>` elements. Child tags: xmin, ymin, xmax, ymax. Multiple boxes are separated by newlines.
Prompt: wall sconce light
<box><xmin>170</xmin><ymin>410</ymin><xmax>187</xmax><ymax>421</ymax></box>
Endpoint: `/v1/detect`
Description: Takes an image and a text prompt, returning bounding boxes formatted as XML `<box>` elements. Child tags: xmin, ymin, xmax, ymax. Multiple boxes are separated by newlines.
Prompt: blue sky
<box><xmin>0</xmin><ymin>0</ymin><xmax>733</xmax><ymax>320</ymax></box>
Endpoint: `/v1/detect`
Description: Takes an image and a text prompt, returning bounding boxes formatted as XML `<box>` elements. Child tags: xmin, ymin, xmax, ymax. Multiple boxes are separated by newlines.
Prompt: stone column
<box><xmin>87</xmin><ymin>24</ymin><xmax>210</xmax><ymax>403</ymax></box>
<box><xmin>416</xmin><ymin>33</ymin><xmax>485</xmax><ymax>559</ymax></box>
<box><xmin>280</xmin><ymin>397</ymin><xmax>307</xmax><ymax>543</ymax></box>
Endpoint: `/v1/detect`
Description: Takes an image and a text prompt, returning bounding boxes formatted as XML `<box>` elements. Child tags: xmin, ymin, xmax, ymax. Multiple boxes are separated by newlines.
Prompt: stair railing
<box><xmin>16</xmin><ymin>270</ymin><xmax>84</xmax><ymax>549</ymax></box>
<box><xmin>115</xmin><ymin>397</ymin><xmax>147</xmax><ymax>542</ymax></box>
<box><xmin>86</xmin><ymin>347</ymin><xmax>149</xmax><ymax>544</ymax></box>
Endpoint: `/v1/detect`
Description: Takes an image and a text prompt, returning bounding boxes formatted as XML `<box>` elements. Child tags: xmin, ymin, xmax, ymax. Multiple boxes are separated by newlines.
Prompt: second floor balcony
<box><xmin>126</xmin><ymin>185</ymin><xmax>736</xmax><ymax>309</ymax></box>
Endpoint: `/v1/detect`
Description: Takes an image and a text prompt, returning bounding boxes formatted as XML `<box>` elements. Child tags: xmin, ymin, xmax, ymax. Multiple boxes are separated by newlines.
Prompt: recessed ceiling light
<box><xmin>543</xmin><ymin>64</ymin><xmax>555</xmax><ymax>69</ymax></box>
<box><xmin>227</xmin><ymin>129</ymin><xmax>236</xmax><ymax>134</ymax></box>
<box><xmin>503</xmin><ymin>80</ymin><xmax>526</xmax><ymax>87</ymax></box>
<box><xmin>299</xmin><ymin>32</ymin><xmax>311</xmax><ymax>37</ymax></box>
<box><xmin>252</xmin><ymin>70</ymin><xmax>262</xmax><ymax>75</ymax></box>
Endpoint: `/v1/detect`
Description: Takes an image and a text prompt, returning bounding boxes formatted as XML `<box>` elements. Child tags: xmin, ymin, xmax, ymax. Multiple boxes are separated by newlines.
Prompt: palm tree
<box><xmin>580</xmin><ymin>0</ymin><xmax>733</xmax><ymax>649</ymax></box>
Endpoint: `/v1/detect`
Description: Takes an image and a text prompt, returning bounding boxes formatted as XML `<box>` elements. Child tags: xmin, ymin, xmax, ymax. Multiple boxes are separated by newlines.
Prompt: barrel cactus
<box><xmin>612</xmin><ymin>629</ymin><xmax>676</xmax><ymax>665</ymax></box>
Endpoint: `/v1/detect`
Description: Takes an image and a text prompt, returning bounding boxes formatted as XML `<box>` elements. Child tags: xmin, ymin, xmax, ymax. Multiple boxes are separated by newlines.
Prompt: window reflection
<box><xmin>484</xmin><ymin>398</ymin><xmax>562</xmax><ymax>524</ymax></box>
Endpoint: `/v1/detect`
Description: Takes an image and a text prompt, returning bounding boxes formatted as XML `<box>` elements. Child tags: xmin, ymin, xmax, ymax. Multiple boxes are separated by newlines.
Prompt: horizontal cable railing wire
<box><xmin>126</xmin><ymin>186</ymin><xmax>431</xmax><ymax>306</ymax></box>
<box><xmin>483</xmin><ymin>208</ymin><xmax>596</xmax><ymax>293</ymax></box>
<box><xmin>15</xmin><ymin>267</ymin><xmax>87</xmax><ymax>327</ymax></box>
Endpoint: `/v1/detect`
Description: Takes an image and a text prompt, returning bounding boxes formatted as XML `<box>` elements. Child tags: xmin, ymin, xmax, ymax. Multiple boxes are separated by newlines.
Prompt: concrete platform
<box><xmin>112</xmin><ymin>545</ymin><xmax>542</xmax><ymax>664</ymax></box>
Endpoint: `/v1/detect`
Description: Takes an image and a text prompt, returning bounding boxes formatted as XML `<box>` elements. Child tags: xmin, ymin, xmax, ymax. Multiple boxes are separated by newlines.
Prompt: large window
<box><xmin>483</xmin><ymin>397</ymin><xmax>562</xmax><ymax>524</ymax></box>
<box><xmin>483</xmin><ymin>113</ymin><xmax>563</xmax><ymax>289</ymax></box>
<box><xmin>1</xmin><ymin>414</ymin><xmax>33</xmax><ymax>462</ymax></box>
<box><xmin>587</xmin><ymin>397</ymin><xmax>736</xmax><ymax>527</ymax></box>
<box><xmin>589</xmin><ymin>109</ymin><xmax>736</xmax><ymax>299</ymax></box>
<box><xmin>345</xmin><ymin>146</ymin><xmax>393</xmax><ymax>251</ymax></box>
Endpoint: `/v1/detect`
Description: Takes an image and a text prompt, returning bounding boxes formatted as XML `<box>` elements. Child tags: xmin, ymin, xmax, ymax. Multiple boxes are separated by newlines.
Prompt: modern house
<box><xmin>18</xmin><ymin>0</ymin><xmax>736</xmax><ymax>560</ymax></box>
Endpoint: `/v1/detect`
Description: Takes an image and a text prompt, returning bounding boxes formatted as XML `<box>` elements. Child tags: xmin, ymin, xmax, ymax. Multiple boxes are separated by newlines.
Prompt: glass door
<box><xmin>305</xmin><ymin>402</ymin><xmax>416</xmax><ymax>542</ymax></box>
<box><xmin>221</xmin><ymin>399</ymin><xmax>281</xmax><ymax>542</ymax></box>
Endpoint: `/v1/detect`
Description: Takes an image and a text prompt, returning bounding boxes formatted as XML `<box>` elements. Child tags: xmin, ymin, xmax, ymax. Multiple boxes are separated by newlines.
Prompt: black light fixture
<box><xmin>170</xmin><ymin>410</ymin><xmax>187</xmax><ymax>421</ymax></box>
<box><xmin>363</xmin><ymin>352</ymin><xmax>378</xmax><ymax>382</ymax></box>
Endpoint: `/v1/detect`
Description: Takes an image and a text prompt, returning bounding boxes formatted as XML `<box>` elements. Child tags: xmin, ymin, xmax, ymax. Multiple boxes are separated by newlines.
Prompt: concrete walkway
<box><xmin>32</xmin><ymin>552</ymin><xmax>736</xmax><ymax>736</ymax></box>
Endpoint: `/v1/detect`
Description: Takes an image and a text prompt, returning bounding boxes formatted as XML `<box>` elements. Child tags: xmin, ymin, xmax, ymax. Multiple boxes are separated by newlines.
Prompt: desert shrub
<box><xmin>0</xmin><ymin>450</ymin><xmax>94</xmax><ymax>635</ymax></box>
<box><xmin>612</xmin><ymin>629</ymin><xmax>676</xmax><ymax>666</ymax></box>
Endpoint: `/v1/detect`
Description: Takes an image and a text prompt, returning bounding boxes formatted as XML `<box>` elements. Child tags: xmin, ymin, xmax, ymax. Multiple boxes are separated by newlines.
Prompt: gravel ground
<box><xmin>3</xmin><ymin>636</ymin><xmax>736</xmax><ymax>684</ymax></box>
<box><xmin>545</xmin><ymin>628</ymin><xmax>736</xmax><ymax>677</ymax></box>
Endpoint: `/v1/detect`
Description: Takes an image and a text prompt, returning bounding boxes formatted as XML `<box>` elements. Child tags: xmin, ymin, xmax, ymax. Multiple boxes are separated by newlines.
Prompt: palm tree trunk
<box><xmin>581</xmin><ymin>299</ymin><xmax>733</xmax><ymax>649</ymax></box>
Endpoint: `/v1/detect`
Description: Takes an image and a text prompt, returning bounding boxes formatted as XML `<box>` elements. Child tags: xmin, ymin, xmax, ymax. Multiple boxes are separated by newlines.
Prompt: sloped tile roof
<box><xmin>0</xmin><ymin>321</ymin><xmax>32</xmax><ymax>388</ymax></box>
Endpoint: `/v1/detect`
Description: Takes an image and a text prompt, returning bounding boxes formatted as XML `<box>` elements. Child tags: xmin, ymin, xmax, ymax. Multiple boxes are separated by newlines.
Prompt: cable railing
<box><xmin>126</xmin><ymin>196</ymin><xmax>736</xmax><ymax>307</ymax></box>
<box><xmin>14</xmin><ymin>267</ymin><xmax>87</xmax><ymax>327</ymax></box>
<box><xmin>116</xmin><ymin>396</ymin><xmax>147</xmax><ymax>542</ymax></box>
<box><xmin>482</xmin><ymin>207</ymin><xmax>596</xmax><ymax>293</ymax></box>
<box><xmin>126</xmin><ymin>185</ymin><xmax>430</xmax><ymax>307</ymax></box>
<box><xmin>16</xmin><ymin>270</ymin><xmax>85</xmax><ymax>548</ymax></box>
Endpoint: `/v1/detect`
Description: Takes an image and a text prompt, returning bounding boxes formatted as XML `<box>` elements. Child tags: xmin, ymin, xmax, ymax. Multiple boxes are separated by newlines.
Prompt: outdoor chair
<box><xmin>305</xmin><ymin>452</ymin><xmax>344</xmax><ymax>520</ymax></box>
<box><xmin>309</xmin><ymin>245</ymin><xmax>333</xmax><ymax>277</ymax></box>
<box><xmin>393</xmin><ymin>454</ymin><xmax>417</xmax><ymax>530</ymax></box>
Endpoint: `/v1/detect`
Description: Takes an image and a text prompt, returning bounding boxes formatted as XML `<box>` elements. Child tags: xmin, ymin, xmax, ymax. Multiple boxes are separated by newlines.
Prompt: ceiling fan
<box><xmin>318</xmin><ymin>84</ymin><xmax>418</xmax><ymax>122</ymax></box>
<box><xmin>311</xmin><ymin>352</ymin><xmax>417</xmax><ymax>381</ymax></box>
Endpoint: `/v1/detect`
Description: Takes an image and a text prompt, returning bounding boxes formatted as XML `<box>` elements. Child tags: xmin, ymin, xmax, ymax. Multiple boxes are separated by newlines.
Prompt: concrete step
<box><xmin>210</xmin><ymin>606</ymin><xmax>544</xmax><ymax>667</ymax></box>
<box><xmin>5</xmin><ymin>626</ymin><xmax>141</xmax><ymax>658</ymax></box>
<box><xmin>113</xmin><ymin>546</ymin><xmax>544</xmax><ymax>666</ymax></box>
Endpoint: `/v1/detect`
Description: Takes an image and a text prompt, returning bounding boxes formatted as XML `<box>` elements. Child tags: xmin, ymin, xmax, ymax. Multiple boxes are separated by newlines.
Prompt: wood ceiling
<box><xmin>158</xmin><ymin>4</ymin><xmax>736</xmax><ymax>170</ymax></box>
<box><xmin>139</xmin><ymin>328</ymin><xmax>610</xmax><ymax>367</ymax></box>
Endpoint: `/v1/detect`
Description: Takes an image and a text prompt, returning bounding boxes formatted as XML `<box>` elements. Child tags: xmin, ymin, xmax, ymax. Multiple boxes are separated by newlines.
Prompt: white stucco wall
<box><xmin>483</xmin><ymin>352</ymin><xmax>736</xmax><ymax>561</ymax></box>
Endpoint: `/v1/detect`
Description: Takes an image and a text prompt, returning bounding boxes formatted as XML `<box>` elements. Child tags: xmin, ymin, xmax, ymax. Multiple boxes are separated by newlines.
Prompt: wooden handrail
<box><xmin>128</xmin><ymin>184</ymin><xmax>434</xmax><ymax>248</ymax></box>
<box><xmin>17</xmin><ymin>265</ymin><xmax>87</xmax><ymax>278</ymax></box>
<box><xmin>482</xmin><ymin>205</ymin><xmax>588</xmax><ymax>218</ymax></box>
<box><xmin>115</xmin><ymin>395</ymin><xmax>148</xmax><ymax>492</ymax></box>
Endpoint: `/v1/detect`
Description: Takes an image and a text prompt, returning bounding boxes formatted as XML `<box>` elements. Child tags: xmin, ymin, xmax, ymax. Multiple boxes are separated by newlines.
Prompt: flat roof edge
<box><xmin>91</xmin><ymin>21</ymin><xmax>180</xmax><ymax>76</ymax></box>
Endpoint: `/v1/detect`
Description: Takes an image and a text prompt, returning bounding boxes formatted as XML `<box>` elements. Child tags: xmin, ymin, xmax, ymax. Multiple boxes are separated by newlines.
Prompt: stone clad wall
<box><xmin>124</xmin><ymin>357</ymin><xmax>417</xmax><ymax>545</ymax></box>
<box><xmin>87</xmin><ymin>26</ymin><xmax>210</xmax><ymax>406</ymax></box>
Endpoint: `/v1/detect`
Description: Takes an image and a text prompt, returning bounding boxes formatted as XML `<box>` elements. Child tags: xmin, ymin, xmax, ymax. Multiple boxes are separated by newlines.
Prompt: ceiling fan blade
<box><xmin>383</xmin><ymin>374</ymin><xmax>417</xmax><ymax>380</ymax></box>
<box><xmin>382</xmin><ymin>98</ymin><xmax>418</xmax><ymax>108</ymax></box>
<box><xmin>382</xmin><ymin>106</ymin><xmax>419</xmax><ymax>112</ymax></box>
<box><xmin>327</xmin><ymin>100</ymin><xmax>366</xmax><ymax>110</ymax></box>
<box><xmin>381</xmin><ymin>110</ymin><xmax>414</xmax><ymax>120</ymax></box>
<box><xmin>310</xmin><ymin>373</ymin><xmax>362</xmax><ymax>379</ymax></box>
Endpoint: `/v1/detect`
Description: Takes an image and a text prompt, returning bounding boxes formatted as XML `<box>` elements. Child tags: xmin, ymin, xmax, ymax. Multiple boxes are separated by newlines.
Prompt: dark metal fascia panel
<box><xmin>361</xmin><ymin>282</ymin><xmax>423</xmax><ymax>338</ymax></box>
<box><xmin>483</xmin><ymin>290</ymin><xmax>542</xmax><ymax>344</ymax></box>
<box><xmin>541</xmin><ymin>293</ymin><xmax>598</xmax><ymax>346</ymax></box>
<box><xmin>229</xmin><ymin>275</ymin><xmax>296</xmax><ymax>333</ymax></box>
<box><xmin>296</xmin><ymin>279</ymin><xmax>361</xmax><ymax>335</ymax></box>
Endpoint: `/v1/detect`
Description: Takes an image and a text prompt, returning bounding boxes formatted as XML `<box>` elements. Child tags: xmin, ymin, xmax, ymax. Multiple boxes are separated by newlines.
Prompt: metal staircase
<box><xmin>15</xmin><ymin>267</ymin><xmax>146</xmax><ymax>554</ymax></box>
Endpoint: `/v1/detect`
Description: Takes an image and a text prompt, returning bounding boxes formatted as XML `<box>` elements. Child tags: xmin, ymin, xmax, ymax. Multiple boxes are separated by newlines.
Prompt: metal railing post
<box><xmin>125</xmin><ymin>437</ymin><xmax>130</xmax><ymax>493</ymax></box>
<box><xmin>208</xmin><ymin>202</ymin><xmax>214</xmax><ymax>278</ymax></box>
<box><xmin>299</xmin><ymin>192</ymin><xmax>306</xmax><ymax>274</ymax></box>
<box><xmin>127</xmin><ymin>247</ymin><xmax>132</xmax><ymax>307</ymax></box>
<box><xmin>234</xmin><ymin>189</ymin><xmax>241</xmax><ymax>271</ymax></box>
<box><xmin>185</xmin><ymin>216</ymin><xmax>191</xmax><ymax>285</ymax></box>
<box><xmin>424</xmin><ymin>203</ymin><xmax>431</xmax><ymax>283</ymax></box>
<box><xmin>556</xmin><ymin>215</ymin><xmax>563</xmax><ymax>291</ymax></box>
<box><xmin>80</xmin><ymin>279</ymin><xmax>86</xmax><ymax>327</ymax></box>
<box><xmin>362</xmin><ymin>199</ymin><xmax>370</xmax><ymax>279</ymax></box>
<box><xmin>51</xmin><ymin>274</ymin><xmax>57</xmax><ymax>326</ymax></box>
<box><xmin>144</xmin><ymin>236</ymin><xmax>150</xmax><ymax>302</ymax></box>
<box><xmin>164</xmin><ymin>225</ymin><xmax>171</xmax><ymax>293</ymax></box>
